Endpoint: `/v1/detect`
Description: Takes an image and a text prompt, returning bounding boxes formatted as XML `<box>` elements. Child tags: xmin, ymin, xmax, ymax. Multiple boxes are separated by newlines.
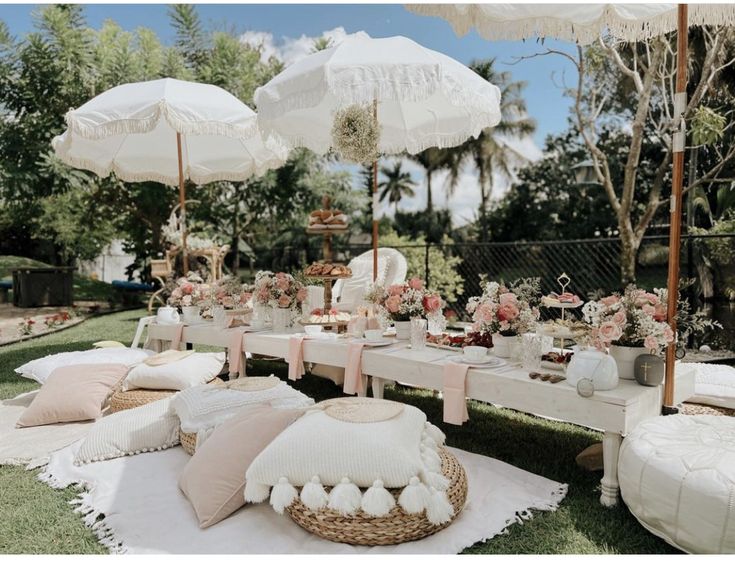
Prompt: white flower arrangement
<box><xmin>466</xmin><ymin>278</ymin><xmax>540</xmax><ymax>336</ymax></box>
<box><xmin>331</xmin><ymin>104</ymin><xmax>381</xmax><ymax>164</ymax></box>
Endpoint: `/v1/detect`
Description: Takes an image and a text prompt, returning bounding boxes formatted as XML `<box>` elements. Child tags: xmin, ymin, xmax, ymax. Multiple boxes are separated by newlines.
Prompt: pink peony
<box><xmin>497</xmin><ymin>302</ymin><xmax>519</xmax><ymax>322</ymax></box>
<box><xmin>276</xmin><ymin>277</ymin><xmax>289</xmax><ymax>291</ymax></box>
<box><xmin>296</xmin><ymin>287</ymin><xmax>307</xmax><ymax>302</ymax></box>
<box><xmin>388</xmin><ymin>284</ymin><xmax>405</xmax><ymax>296</ymax></box>
<box><xmin>422</xmin><ymin>294</ymin><xmax>442</xmax><ymax>314</ymax></box>
<box><xmin>642</xmin><ymin>304</ymin><xmax>655</xmax><ymax>316</ymax></box>
<box><xmin>181</xmin><ymin>282</ymin><xmax>194</xmax><ymax>295</ymax></box>
<box><xmin>663</xmin><ymin>327</ymin><xmax>675</xmax><ymax>343</ymax></box>
<box><xmin>256</xmin><ymin>288</ymin><xmax>270</xmax><ymax>303</ymax></box>
<box><xmin>644</xmin><ymin>336</ymin><xmax>659</xmax><ymax>351</ymax></box>
<box><xmin>600</xmin><ymin>295</ymin><xmax>620</xmax><ymax>307</ymax></box>
<box><xmin>240</xmin><ymin>292</ymin><xmax>252</xmax><ymax>304</ymax></box>
<box><xmin>181</xmin><ymin>294</ymin><xmax>192</xmax><ymax>307</ymax></box>
<box><xmin>277</xmin><ymin>294</ymin><xmax>291</xmax><ymax>308</ymax></box>
<box><xmin>612</xmin><ymin>311</ymin><xmax>626</xmax><ymax>326</ymax></box>
<box><xmin>598</xmin><ymin>321</ymin><xmax>622</xmax><ymax>344</ymax></box>
<box><xmin>385</xmin><ymin>295</ymin><xmax>402</xmax><ymax>313</ymax></box>
<box><xmin>499</xmin><ymin>292</ymin><xmax>518</xmax><ymax>305</ymax></box>
<box><xmin>408</xmin><ymin>277</ymin><xmax>424</xmax><ymax>290</ymax></box>
<box><xmin>653</xmin><ymin>303</ymin><xmax>667</xmax><ymax>322</ymax></box>
<box><xmin>475</xmin><ymin>302</ymin><xmax>496</xmax><ymax>323</ymax></box>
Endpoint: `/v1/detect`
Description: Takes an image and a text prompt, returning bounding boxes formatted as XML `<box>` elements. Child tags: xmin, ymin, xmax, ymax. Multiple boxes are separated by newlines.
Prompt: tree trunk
<box><xmin>618</xmin><ymin>222</ymin><xmax>639</xmax><ymax>285</ymax></box>
<box><xmin>426</xmin><ymin>171</ymin><xmax>433</xmax><ymax>214</ymax></box>
<box><xmin>230</xmin><ymin>192</ymin><xmax>240</xmax><ymax>275</ymax></box>
<box><xmin>480</xmin><ymin>181</ymin><xmax>489</xmax><ymax>242</ymax></box>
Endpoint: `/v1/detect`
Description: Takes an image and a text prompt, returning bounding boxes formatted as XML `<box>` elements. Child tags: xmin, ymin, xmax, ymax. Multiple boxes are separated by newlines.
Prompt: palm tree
<box><xmin>379</xmin><ymin>161</ymin><xmax>416</xmax><ymax>212</ymax></box>
<box><xmin>412</xmin><ymin>147</ymin><xmax>455</xmax><ymax>214</ymax></box>
<box><xmin>448</xmin><ymin>59</ymin><xmax>537</xmax><ymax>240</ymax></box>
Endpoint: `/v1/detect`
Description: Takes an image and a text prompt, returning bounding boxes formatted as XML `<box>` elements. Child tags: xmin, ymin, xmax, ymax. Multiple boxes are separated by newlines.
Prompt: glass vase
<box><xmin>272</xmin><ymin>307</ymin><xmax>291</xmax><ymax>333</ymax></box>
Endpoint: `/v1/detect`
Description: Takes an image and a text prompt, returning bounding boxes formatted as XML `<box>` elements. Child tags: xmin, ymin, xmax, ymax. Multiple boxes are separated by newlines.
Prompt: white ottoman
<box><xmin>619</xmin><ymin>415</ymin><xmax>735</xmax><ymax>553</ymax></box>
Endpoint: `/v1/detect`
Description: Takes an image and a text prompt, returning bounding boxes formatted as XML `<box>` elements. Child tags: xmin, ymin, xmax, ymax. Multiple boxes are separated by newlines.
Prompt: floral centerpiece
<box><xmin>581</xmin><ymin>285</ymin><xmax>674</xmax><ymax>379</ymax></box>
<box><xmin>465</xmin><ymin>278</ymin><xmax>541</xmax><ymax>356</ymax></box>
<box><xmin>212</xmin><ymin>277</ymin><xmax>253</xmax><ymax>309</ymax></box>
<box><xmin>167</xmin><ymin>272</ymin><xmax>211</xmax><ymax>322</ymax></box>
<box><xmin>253</xmin><ymin>271</ymin><xmax>307</xmax><ymax>331</ymax></box>
<box><xmin>366</xmin><ymin>277</ymin><xmax>443</xmax><ymax>339</ymax></box>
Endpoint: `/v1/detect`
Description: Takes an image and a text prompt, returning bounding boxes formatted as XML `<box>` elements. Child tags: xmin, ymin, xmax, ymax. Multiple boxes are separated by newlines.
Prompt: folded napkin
<box><xmin>443</xmin><ymin>362</ymin><xmax>470</xmax><ymax>425</ymax></box>
<box><xmin>228</xmin><ymin>331</ymin><xmax>245</xmax><ymax>378</ymax></box>
<box><xmin>143</xmin><ymin>349</ymin><xmax>195</xmax><ymax>367</ymax></box>
<box><xmin>343</xmin><ymin>342</ymin><xmax>365</xmax><ymax>395</ymax></box>
<box><xmin>288</xmin><ymin>336</ymin><xmax>305</xmax><ymax>380</ymax></box>
<box><xmin>170</xmin><ymin>323</ymin><xmax>185</xmax><ymax>350</ymax></box>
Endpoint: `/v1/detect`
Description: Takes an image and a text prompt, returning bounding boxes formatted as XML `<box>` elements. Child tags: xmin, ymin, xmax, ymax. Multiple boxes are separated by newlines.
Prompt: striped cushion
<box><xmin>74</xmin><ymin>397</ymin><xmax>179</xmax><ymax>465</ymax></box>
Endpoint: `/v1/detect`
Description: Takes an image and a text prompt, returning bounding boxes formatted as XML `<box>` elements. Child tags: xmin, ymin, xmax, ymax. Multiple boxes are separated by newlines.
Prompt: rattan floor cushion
<box><xmin>286</xmin><ymin>448</ymin><xmax>467</xmax><ymax>546</ymax></box>
<box><xmin>180</xmin><ymin>429</ymin><xmax>197</xmax><ymax>455</ymax></box>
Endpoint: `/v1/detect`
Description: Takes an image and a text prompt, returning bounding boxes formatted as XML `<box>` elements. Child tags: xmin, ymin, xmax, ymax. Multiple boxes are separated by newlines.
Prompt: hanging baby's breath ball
<box><xmin>331</xmin><ymin>104</ymin><xmax>381</xmax><ymax>164</ymax></box>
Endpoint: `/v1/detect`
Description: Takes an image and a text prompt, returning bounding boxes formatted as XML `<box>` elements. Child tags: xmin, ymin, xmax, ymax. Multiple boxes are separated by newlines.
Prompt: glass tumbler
<box><xmin>410</xmin><ymin>318</ymin><xmax>428</xmax><ymax>351</ymax></box>
<box><xmin>521</xmin><ymin>333</ymin><xmax>544</xmax><ymax>372</ymax></box>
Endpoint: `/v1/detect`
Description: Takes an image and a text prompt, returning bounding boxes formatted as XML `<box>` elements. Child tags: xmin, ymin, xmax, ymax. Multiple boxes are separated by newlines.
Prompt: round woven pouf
<box><xmin>619</xmin><ymin>415</ymin><xmax>735</xmax><ymax>553</ymax></box>
<box><xmin>180</xmin><ymin>430</ymin><xmax>198</xmax><ymax>455</ymax></box>
<box><xmin>285</xmin><ymin>448</ymin><xmax>467</xmax><ymax>546</ymax></box>
<box><xmin>109</xmin><ymin>388</ymin><xmax>177</xmax><ymax>413</ymax></box>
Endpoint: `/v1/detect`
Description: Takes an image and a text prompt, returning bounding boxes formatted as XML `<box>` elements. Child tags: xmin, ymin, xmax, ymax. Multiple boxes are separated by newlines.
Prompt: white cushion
<box><xmin>246</xmin><ymin>403</ymin><xmax>436</xmax><ymax>488</ymax></box>
<box><xmin>682</xmin><ymin>362</ymin><xmax>735</xmax><ymax>410</ymax></box>
<box><xmin>619</xmin><ymin>415</ymin><xmax>735</xmax><ymax>553</ymax></box>
<box><xmin>172</xmin><ymin>378</ymin><xmax>314</xmax><ymax>437</ymax></box>
<box><xmin>14</xmin><ymin>347</ymin><xmax>153</xmax><ymax>384</ymax></box>
<box><xmin>123</xmin><ymin>352</ymin><xmax>225</xmax><ymax>391</ymax></box>
<box><xmin>74</xmin><ymin>397</ymin><xmax>180</xmax><ymax>465</ymax></box>
<box><xmin>335</xmin><ymin>257</ymin><xmax>388</xmax><ymax>307</ymax></box>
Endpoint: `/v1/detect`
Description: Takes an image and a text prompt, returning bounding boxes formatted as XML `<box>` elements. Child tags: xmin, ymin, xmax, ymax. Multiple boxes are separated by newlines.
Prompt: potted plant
<box><xmin>465</xmin><ymin>278</ymin><xmax>541</xmax><ymax>358</ymax></box>
<box><xmin>581</xmin><ymin>285</ymin><xmax>674</xmax><ymax>379</ymax></box>
<box><xmin>367</xmin><ymin>277</ymin><xmax>444</xmax><ymax>340</ymax></box>
<box><xmin>253</xmin><ymin>271</ymin><xmax>307</xmax><ymax>332</ymax></box>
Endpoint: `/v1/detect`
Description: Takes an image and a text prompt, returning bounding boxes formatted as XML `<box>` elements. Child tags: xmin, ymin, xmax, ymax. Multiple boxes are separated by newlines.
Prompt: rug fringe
<box><xmin>38</xmin><ymin>465</ymin><xmax>127</xmax><ymax>554</ymax></box>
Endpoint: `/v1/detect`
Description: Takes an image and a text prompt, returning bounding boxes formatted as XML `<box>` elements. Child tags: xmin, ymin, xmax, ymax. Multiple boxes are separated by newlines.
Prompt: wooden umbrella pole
<box><xmin>372</xmin><ymin>98</ymin><xmax>379</xmax><ymax>281</ymax></box>
<box><xmin>663</xmin><ymin>4</ymin><xmax>688</xmax><ymax>412</ymax></box>
<box><xmin>176</xmin><ymin>132</ymin><xmax>188</xmax><ymax>274</ymax></box>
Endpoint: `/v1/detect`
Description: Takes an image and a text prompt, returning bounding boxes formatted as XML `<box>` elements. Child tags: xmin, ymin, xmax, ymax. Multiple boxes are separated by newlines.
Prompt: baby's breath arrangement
<box><xmin>331</xmin><ymin>104</ymin><xmax>381</xmax><ymax>164</ymax></box>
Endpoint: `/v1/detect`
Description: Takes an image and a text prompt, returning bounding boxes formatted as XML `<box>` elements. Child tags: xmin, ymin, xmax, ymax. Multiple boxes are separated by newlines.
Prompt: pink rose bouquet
<box><xmin>367</xmin><ymin>278</ymin><xmax>445</xmax><ymax>322</ymax></box>
<box><xmin>581</xmin><ymin>285</ymin><xmax>674</xmax><ymax>352</ymax></box>
<box><xmin>167</xmin><ymin>272</ymin><xmax>210</xmax><ymax>308</ymax></box>
<box><xmin>212</xmin><ymin>277</ymin><xmax>253</xmax><ymax>309</ymax></box>
<box><xmin>465</xmin><ymin>278</ymin><xmax>540</xmax><ymax>336</ymax></box>
<box><xmin>252</xmin><ymin>270</ymin><xmax>306</xmax><ymax>312</ymax></box>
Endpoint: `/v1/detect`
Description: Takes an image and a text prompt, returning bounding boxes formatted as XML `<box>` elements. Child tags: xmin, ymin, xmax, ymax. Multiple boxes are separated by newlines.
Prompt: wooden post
<box><xmin>372</xmin><ymin>98</ymin><xmax>379</xmax><ymax>281</ymax></box>
<box><xmin>176</xmin><ymin>132</ymin><xmax>188</xmax><ymax>274</ymax></box>
<box><xmin>663</xmin><ymin>4</ymin><xmax>688</xmax><ymax>412</ymax></box>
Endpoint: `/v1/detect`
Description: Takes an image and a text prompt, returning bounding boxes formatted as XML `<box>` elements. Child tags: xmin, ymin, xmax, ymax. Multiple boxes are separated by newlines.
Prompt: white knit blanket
<box><xmin>39</xmin><ymin>442</ymin><xmax>567</xmax><ymax>554</ymax></box>
<box><xmin>172</xmin><ymin>380</ymin><xmax>314</xmax><ymax>434</ymax></box>
<box><xmin>0</xmin><ymin>391</ymin><xmax>93</xmax><ymax>467</ymax></box>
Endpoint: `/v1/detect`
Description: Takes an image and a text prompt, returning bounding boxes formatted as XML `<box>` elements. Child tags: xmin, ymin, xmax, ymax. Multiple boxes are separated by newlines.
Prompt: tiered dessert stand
<box><xmin>537</xmin><ymin>273</ymin><xmax>583</xmax><ymax>367</ymax></box>
<box><xmin>305</xmin><ymin>197</ymin><xmax>350</xmax><ymax>330</ymax></box>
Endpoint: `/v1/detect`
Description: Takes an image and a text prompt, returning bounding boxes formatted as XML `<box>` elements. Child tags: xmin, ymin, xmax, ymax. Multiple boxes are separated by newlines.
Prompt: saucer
<box><xmin>352</xmin><ymin>339</ymin><xmax>395</xmax><ymax>348</ymax></box>
<box><xmin>448</xmin><ymin>355</ymin><xmax>504</xmax><ymax>368</ymax></box>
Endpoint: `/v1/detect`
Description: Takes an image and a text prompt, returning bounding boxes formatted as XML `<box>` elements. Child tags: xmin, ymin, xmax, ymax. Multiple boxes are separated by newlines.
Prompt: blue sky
<box><xmin>0</xmin><ymin>3</ymin><xmax>580</xmax><ymax>224</ymax></box>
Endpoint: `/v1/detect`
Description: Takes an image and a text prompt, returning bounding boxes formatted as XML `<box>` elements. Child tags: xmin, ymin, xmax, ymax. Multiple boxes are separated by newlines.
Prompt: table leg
<box><xmin>600</xmin><ymin>431</ymin><xmax>622</xmax><ymax>507</ymax></box>
<box><xmin>371</xmin><ymin>377</ymin><xmax>386</xmax><ymax>399</ymax></box>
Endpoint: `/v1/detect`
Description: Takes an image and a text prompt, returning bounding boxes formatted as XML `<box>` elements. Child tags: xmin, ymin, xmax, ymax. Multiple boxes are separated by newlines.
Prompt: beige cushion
<box><xmin>16</xmin><ymin>364</ymin><xmax>128</xmax><ymax>428</ymax></box>
<box><xmin>179</xmin><ymin>405</ymin><xmax>305</xmax><ymax>528</ymax></box>
<box><xmin>123</xmin><ymin>352</ymin><xmax>225</xmax><ymax>391</ymax></box>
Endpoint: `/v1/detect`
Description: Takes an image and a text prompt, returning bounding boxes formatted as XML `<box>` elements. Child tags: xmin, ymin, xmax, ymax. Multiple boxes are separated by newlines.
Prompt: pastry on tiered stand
<box><xmin>305</xmin><ymin>307</ymin><xmax>351</xmax><ymax>326</ymax></box>
<box><xmin>537</xmin><ymin>273</ymin><xmax>584</xmax><ymax>372</ymax></box>
<box><xmin>304</xmin><ymin>262</ymin><xmax>352</xmax><ymax>278</ymax></box>
<box><xmin>307</xmin><ymin>209</ymin><xmax>349</xmax><ymax>231</ymax></box>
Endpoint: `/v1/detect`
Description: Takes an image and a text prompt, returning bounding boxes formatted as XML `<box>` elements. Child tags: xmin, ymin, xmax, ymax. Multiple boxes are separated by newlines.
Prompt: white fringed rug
<box><xmin>39</xmin><ymin>442</ymin><xmax>567</xmax><ymax>554</ymax></box>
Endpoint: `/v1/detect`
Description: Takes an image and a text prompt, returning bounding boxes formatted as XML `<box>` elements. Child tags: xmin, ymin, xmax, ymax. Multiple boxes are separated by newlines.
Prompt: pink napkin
<box><xmin>288</xmin><ymin>336</ymin><xmax>305</xmax><ymax>380</ymax></box>
<box><xmin>170</xmin><ymin>323</ymin><xmax>185</xmax><ymax>351</ymax></box>
<box><xmin>443</xmin><ymin>362</ymin><xmax>470</xmax><ymax>425</ymax></box>
<box><xmin>343</xmin><ymin>342</ymin><xmax>365</xmax><ymax>395</ymax></box>
<box><xmin>228</xmin><ymin>331</ymin><xmax>245</xmax><ymax>378</ymax></box>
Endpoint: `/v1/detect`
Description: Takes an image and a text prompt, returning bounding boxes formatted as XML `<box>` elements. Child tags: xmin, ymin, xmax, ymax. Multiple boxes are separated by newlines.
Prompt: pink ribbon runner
<box><xmin>443</xmin><ymin>362</ymin><xmax>470</xmax><ymax>425</ymax></box>
<box><xmin>288</xmin><ymin>336</ymin><xmax>305</xmax><ymax>380</ymax></box>
<box><xmin>343</xmin><ymin>342</ymin><xmax>365</xmax><ymax>395</ymax></box>
<box><xmin>170</xmin><ymin>323</ymin><xmax>185</xmax><ymax>351</ymax></box>
<box><xmin>228</xmin><ymin>331</ymin><xmax>245</xmax><ymax>378</ymax></box>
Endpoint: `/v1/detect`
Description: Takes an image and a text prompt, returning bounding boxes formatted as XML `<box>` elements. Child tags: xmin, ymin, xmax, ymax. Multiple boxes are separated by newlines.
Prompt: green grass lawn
<box><xmin>0</xmin><ymin>309</ymin><xmax>677</xmax><ymax>554</ymax></box>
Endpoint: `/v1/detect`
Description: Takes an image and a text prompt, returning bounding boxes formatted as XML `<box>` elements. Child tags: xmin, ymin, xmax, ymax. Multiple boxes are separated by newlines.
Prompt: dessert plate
<box><xmin>447</xmin><ymin>355</ymin><xmax>505</xmax><ymax>368</ymax></box>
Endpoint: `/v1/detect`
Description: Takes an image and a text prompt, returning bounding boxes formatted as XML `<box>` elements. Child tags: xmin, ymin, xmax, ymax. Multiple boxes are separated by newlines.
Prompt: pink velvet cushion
<box><xmin>179</xmin><ymin>405</ymin><xmax>305</xmax><ymax>528</ymax></box>
<box><xmin>16</xmin><ymin>363</ymin><xmax>129</xmax><ymax>428</ymax></box>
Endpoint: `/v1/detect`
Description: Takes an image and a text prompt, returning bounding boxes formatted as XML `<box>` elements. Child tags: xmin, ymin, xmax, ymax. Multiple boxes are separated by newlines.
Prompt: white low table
<box><xmin>140</xmin><ymin>320</ymin><xmax>695</xmax><ymax>506</ymax></box>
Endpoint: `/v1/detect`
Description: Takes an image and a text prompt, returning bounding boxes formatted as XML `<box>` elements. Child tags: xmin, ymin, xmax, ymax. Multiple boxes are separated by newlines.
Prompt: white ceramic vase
<box><xmin>272</xmin><ymin>307</ymin><xmax>292</xmax><ymax>333</ymax></box>
<box><xmin>492</xmin><ymin>333</ymin><xmax>520</xmax><ymax>358</ymax></box>
<box><xmin>394</xmin><ymin>320</ymin><xmax>412</xmax><ymax>340</ymax></box>
<box><xmin>609</xmin><ymin>344</ymin><xmax>649</xmax><ymax>380</ymax></box>
<box><xmin>181</xmin><ymin>305</ymin><xmax>200</xmax><ymax>324</ymax></box>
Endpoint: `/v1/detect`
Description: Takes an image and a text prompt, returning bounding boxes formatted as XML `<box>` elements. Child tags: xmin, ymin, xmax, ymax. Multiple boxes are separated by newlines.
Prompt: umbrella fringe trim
<box><xmin>51</xmin><ymin>135</ymin><xmax>287</xmax><ymax>186</ymax></box>
<box><xmin>406</xmin><ymin>4</ymin><xmax>735</xmax><ymax>45</ymax></box>
<box><xmin>64</xmin><ymin>100</ymin><xmax>260</xmax><ymax>141</ymax></box>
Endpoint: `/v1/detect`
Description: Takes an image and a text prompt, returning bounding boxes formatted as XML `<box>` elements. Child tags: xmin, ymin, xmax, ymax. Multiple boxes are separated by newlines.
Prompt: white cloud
<box><xmin>240</xmin><ymin>27</ymin><xmax>349</xmax><ymax>67</ymax></box>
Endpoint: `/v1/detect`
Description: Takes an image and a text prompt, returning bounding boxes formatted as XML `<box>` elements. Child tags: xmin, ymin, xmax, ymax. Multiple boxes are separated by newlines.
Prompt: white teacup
<box><xmin>463</xmin><ymin>346</ymin><xmax>487</xmax><ymax>362</ymax></box>
<box><xmin>304</xmin><ymin>325</ymin><xmax>323</xmax><ymax>337</ymax></box>
<box><xmin>364</xmin><ymin>329</ymin><xmax>384</xmax><ymax>342</ymax></box>
<box><xmin>156</xmin><ymin>306</ymin><xmax>180</xmax><ymax>325</ymax></box>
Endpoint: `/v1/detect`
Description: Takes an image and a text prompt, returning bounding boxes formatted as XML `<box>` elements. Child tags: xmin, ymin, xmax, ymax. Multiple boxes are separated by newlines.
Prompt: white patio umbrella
<box><xmin>407</xmin><ymin>3</ymin><xmax>735</xmax><ymax>411</ymax></box>
<box><xmin>53</xmin><ymin>77</ymin><xmax>288</xmax><ymax>272</ymax></box>
<box><xmin>254</xmin><ymin>32</ymin><xmax>502</xmax><ymax>278</ymax></box>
